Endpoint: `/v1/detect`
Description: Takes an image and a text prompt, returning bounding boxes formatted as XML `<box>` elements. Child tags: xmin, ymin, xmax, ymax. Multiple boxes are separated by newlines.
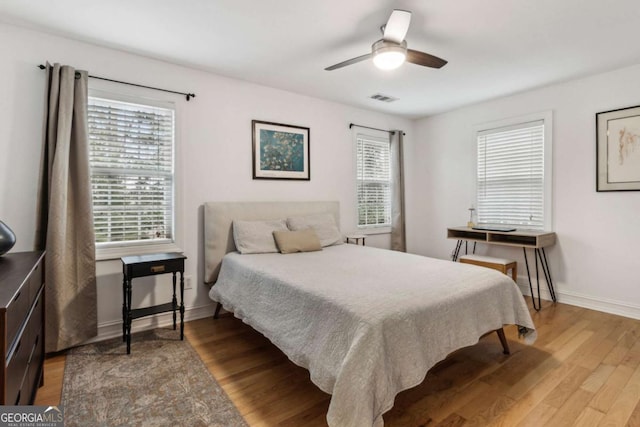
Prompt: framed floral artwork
<box><xmin>252</xmin><ymin>120</ymin><xmax>310</xmax><ymax>180</ymax></box>
<box><xmin>596</xmin><ymin>105</ymin><xmax>640</xmax><ymax>191</ymax></box>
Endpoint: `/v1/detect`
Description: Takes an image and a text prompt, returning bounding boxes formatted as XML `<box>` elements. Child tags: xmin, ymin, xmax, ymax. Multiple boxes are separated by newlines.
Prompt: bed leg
<box><xmin>496</xmin><ymin>328</ymin><xmax>510</xmax><ymax>355</ymax></box>
<box><xmin>213</xmin><ymin>302</ymin><xmax>222</xmax><ymax>319</ymax></box>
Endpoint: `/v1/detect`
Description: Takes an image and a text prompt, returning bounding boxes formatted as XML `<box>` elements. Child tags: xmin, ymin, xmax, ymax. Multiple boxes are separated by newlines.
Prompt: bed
<box><xmin>204</xmin><ymin>201</ymin><xmax>536</xmax><ymax>427</ymax></box>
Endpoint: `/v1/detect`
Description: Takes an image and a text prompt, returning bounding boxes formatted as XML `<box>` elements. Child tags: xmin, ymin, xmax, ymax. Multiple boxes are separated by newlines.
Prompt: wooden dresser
<box><xmin>0</xmin><ymin>251</ymin><xmax>45</xmax><ymax>405</ymax></box>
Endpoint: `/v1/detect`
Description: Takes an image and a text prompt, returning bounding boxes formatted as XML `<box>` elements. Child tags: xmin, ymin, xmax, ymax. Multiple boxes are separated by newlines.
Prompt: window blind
<box><xmin>477</xmin><ymin>120</ymin><xmax>545</xmax><ymax>230</ymax></box>
<box><xmin>88</xmin><ymin>97</ymin><xmax>175</xmax><ymax>246</ymax></box>
<box><xmin>356</xmin><ymin>134</ymin><xmax>391</xmax><ymax>228</ymax></box>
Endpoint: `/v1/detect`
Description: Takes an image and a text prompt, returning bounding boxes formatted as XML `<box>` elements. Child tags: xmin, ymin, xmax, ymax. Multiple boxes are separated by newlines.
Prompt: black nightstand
<box><xmin>121</xmin><ymin>252</ymin><xmax>186</xmax><ymax>354</ymax></box>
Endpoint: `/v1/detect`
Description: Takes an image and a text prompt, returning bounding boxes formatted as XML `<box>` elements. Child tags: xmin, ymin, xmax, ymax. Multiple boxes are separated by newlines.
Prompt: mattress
<box><xmin>209</xmin><ymin>244</ymin><xmax>535</xmax><ymax>427</ymax></box>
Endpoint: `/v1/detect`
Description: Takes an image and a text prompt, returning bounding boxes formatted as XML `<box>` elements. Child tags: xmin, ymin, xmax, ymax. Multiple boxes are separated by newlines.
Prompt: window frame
<box><xmin>354</xmin><ymin>131</ymin><xmax>392</xmax><ymax>234</ymax></box>
<box><xmin>88</xmin><ymin>89</ymin><xmax>183</xmax><ymax>260</ymax></box>
<box><xmin>473</xmin><ymin>111</ymin><xmax>553</xmax><ymax>231</ymax></box>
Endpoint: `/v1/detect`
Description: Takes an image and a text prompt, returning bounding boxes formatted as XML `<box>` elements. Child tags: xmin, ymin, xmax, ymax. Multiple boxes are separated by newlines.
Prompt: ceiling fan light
<box><xmin>373</xmin><ymin>50</ymin><xmax>406</xmax><ymax>70</ymax></box>
<box><xmin>372</xmin><ymin>40</ymin><xmax>407</xmax><ymax>70</ymax></box>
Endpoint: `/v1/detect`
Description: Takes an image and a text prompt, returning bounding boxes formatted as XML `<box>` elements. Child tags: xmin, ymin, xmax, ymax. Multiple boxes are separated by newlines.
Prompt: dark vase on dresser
<box><xmin>0</xmin><ymin>251</ymin><xmax>45</xmax><ymax>404</ymax></box>
<box><xmin>0</xmin><ymin>221</ymin><xmax>16</xmax><ymax>256</ymax></box>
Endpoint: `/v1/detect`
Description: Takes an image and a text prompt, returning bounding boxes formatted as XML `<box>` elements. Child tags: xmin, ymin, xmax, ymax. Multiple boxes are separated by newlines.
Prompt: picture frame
<box><xmin>252</xmin><ymin>120</ymin><xmax>310</xmax><ymax>180</ymax></box>
<box><xmin>596</xmin><ymin>105</ymin><xmax>640</xmax><ymax>191</ymax></box>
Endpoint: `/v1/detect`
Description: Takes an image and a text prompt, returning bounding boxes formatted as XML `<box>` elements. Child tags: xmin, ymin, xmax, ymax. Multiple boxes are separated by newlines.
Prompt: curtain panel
<box><xmin>36</xmin><ymin>62</ymin><xmax>97</xmax><ymax>352</ymax></box>
<box><xmin>390</xmin><ymin>130</ymin><xmax>406</xmax><ymax>252</ymax></box>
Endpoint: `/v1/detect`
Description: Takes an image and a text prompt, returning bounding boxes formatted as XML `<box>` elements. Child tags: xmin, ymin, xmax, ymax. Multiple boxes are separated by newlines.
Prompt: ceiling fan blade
<box><xmin>383</xmin><ymin>10</ymin><xmax>411</xmax><ymax>43</ymax></box>
<box><xmin>406</xmin><ymin>49</ymin><xmax>448</xmax><ymax>69</ymax></box>
<box><xmin>324</xmin><ymin>53</ymin><xmax>372</xmax><ymax>71</ymax></box>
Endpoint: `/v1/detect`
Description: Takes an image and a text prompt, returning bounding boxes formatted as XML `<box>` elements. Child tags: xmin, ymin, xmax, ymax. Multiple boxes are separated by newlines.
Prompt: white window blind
<box><xmin>356</xmin><ymin>134</ymin><xmax>391</xmax><ymax>228</ymax></box>
<box><xmin>88</xmin><ymin>96</ymin><xmax>175</xmax><ymax>246</ymax></box>
<box><xmin>477</xmin><ymin>120</ymin><xmax>545</xmax><ymax>230</ymax></box>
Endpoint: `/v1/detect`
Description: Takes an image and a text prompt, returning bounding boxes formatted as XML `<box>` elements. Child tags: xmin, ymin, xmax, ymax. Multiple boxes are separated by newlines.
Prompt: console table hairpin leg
<box><xmin>523</xmin><ymin>247</ymin><xmax>557</xmax><ymax>311</ymax></box>
<box><xmin>452</xmin><ymin>240</ymin><xmax>476</xmax><ymax>261</ymax></box>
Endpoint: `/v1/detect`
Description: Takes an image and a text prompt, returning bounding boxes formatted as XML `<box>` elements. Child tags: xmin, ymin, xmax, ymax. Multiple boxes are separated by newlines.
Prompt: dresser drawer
<box><xmin>5</xmin><ymin>327</ymin><xmax>31</xmax><ymax>405</ymax></box>
<box><xmin>27</xmin><ymin>335</ymin><xmax>43</xmax><ymax>402</ymax></box>
<box><xmin>15</xmin><ymin>379</ymin><xmax>30</xmax><ymax>406</ymax></box>
<box><xmin>27</xmin><ymin>292</ymin><xmax>44</xmax><ymax>399</ymax></box>
<box><xmin>27</xmin><ymin>260</ymin><xmax>44</xmax><ymax>304</ymax></box>
<box><xmin>5</xmin><ymin>286</ymin><xmax>29</xmax><ymax>350</ymax></box>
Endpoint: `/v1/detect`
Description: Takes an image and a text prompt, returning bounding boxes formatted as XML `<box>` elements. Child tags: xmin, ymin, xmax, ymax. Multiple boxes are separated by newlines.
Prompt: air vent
<box><xmin>369</xmin><ymin>93</ymin><xmax>398</xmax><ymax>103</ymax></box>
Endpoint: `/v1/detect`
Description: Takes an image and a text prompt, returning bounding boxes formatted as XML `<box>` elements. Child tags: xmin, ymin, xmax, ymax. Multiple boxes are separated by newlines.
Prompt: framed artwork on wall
<box><xmin>596</xmin><ymin>105</ymin><xmax>640</xmax><ymax>191</ymax></box>
<box><xmin>252</xmin><ymin>120</ymin><xmax>310</xmax><ymax>180</ymax></box>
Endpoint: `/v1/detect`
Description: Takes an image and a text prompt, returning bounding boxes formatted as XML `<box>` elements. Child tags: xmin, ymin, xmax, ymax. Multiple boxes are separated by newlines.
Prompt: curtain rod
<box><xmin>349</xmin><ymin>123</ymin><xmax>406</xmax><ymax>136</ymax></box>
<box><xmin>37</xmin><ymin>64</ymin><xmax>196</xmax><ymax>101</ymax></box>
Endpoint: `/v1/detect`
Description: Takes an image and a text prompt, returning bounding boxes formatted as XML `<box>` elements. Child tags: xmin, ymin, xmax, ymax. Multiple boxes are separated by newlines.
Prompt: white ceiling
<box><xmin>1</xmin><ymin>0</ymin><xmax>640</xmax><ymax>119</ymax></box>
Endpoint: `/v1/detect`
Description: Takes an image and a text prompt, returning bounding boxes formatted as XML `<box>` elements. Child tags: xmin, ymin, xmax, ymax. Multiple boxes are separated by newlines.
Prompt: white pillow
<box><xmin>286</xmin><ymin>213</ymin><xmax>343</xmax><ymax>247</ymax></box>
<box><xmin>233</xmin><ymin>219</ymin><xmax>288</xmax><ymax>254</ymax></box>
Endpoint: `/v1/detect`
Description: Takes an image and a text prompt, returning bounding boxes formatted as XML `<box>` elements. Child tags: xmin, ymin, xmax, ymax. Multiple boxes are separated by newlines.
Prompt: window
<box><xmin>88</xmin><ymin>93</ymin><xmax>176</xmax><ymax>255</ymax></box>
<box><xmin>476</xmin><ymin>112</ymin><xmax>552</xmax><ymax>231</ymax></box>
<box><xmin>356</xmin><ymin>133</ymin><xmax>391</xmax><ymax>229</ymax></box>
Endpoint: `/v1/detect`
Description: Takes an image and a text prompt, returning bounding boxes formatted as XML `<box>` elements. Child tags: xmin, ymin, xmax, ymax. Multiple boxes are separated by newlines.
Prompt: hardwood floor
<box><xmin>35</xmin><ymin>300</ymin><xmax>640</xmax><ymax>426</ymax></box>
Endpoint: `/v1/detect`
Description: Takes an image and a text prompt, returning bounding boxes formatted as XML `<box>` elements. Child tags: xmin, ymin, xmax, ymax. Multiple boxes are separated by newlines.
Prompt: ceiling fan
<box><xmin>325</xmin><ymin>9</ymin><xmax>447</xmax><ymax>71</ymax></box>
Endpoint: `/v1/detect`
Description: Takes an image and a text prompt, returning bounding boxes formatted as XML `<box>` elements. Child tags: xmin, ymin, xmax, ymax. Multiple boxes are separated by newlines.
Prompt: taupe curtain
<box><xmin>390</xmin><ymin>130</ymin><xmax>406</xmax><ymax>252</ymax></box>
<box><xmin>36</xmin><ymin>62</ymin><xmax>97</xmax><ymax>352</ymax></box>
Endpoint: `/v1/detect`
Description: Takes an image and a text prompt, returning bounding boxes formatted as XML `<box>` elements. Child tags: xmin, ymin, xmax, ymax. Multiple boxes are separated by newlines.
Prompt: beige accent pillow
<box><xmin>286</xmin><ymin>213</ymin><xmax>343</xmax><ymax>247</ymax></box>
<box><xmin>233</xmin><ymin>219</ymin><xmax>288</xmax><ymax>254</ymax></box>
<box><xmin>273</xmin><ymin>229</ymin><xmax>322</xmax><ymax>254</ymax></box>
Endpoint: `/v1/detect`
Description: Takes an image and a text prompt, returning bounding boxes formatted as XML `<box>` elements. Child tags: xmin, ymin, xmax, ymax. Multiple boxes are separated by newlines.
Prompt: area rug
<box><xmin>61</xmin><ymin>328</ymin><xmax>247</xmax><ymax>427</ymax></box>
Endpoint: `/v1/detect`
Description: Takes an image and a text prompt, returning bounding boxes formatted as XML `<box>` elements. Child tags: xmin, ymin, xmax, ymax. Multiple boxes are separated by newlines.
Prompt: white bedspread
<box><xmin>209</xmin><ymin>244</ymin><xmax>536</xmax><ymax>427</ymax></box>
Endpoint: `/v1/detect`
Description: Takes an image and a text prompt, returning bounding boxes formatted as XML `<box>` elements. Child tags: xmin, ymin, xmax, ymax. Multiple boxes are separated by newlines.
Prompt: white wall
<box><xmin>0</xmin><ymin>23</ymin><xmax>413</xmax><ymax>340</ymax></box>
<box><xmin>408</xmin><ymin>64</ymin><xmax>640</xmax><ymax>318</ymax></box>
<box><xmin>6</xmin><ymin>20</ymin><xmax>637</xmax><ymax>340</ymax></box>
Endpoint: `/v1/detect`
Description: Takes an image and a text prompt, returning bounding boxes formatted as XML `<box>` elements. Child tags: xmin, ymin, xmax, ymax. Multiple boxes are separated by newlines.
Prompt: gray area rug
<box><xmin>61</xmin><ymin>328</ymin><xmax>247</xmax><ymax>427</ymax></box>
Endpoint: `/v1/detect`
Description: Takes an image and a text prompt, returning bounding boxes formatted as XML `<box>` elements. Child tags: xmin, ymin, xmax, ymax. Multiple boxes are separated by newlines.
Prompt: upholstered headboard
<box><xmin>203</xmin><ymin>201</ymin><xmax>340</xmax><ymax>285</ymax></box>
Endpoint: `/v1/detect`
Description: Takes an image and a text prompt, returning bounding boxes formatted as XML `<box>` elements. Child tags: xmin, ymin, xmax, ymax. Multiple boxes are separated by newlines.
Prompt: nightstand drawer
<box><xmin>129</xmin><ymin>258</ymin><xmax>184</xmax><ymax>277</ymax></box>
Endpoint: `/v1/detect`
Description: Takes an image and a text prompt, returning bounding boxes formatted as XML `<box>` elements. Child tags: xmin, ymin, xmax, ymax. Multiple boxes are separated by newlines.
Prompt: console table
<box><xmin>447</xmin><ymin>227</ymin><xmax>557</xmax><ymax>311</ymax></box>
<box><xmin>121</xmin><ymin>253</ymin><xmax>186</xmax><ymax>354</ymax></box>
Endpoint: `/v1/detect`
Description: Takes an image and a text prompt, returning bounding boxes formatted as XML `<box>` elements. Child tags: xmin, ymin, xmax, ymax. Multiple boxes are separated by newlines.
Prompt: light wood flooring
<box><xmin>35</xmin><ymin>300</ymin><xmax>640</xmax><ymax>426</ymax></box>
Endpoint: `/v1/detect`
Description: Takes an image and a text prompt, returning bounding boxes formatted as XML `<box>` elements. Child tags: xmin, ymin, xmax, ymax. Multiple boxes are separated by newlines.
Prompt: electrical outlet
<box><xmin>184</xmin><ymin>275</ymin><xmax>193</xmax><ymax>290</ymax></box>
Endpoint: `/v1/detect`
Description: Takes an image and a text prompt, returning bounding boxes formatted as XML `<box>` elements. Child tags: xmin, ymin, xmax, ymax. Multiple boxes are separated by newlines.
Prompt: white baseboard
<box><xmin>85</xmin><ymin>303</ymin><xmax>217</xmax><ymax>344</ymax></box>
<box><xmin>86</xmin><ymin>279</ymin><xmax>640</xmax><ymax>346</ymax></box>
<box><xmin>515</xmin><ymin>278</ymin><xmax>640</xmax><ymax>320</ymax></box>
